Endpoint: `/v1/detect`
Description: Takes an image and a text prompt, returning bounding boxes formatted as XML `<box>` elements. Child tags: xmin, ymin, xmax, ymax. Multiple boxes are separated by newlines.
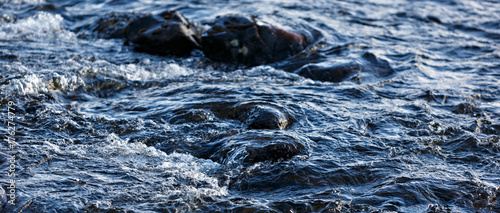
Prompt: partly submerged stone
<box><xmin>125</xmin><ymin>10</ymin><xmax>201</xmax><ymax>56</ymax></box>
<box><xmin>201</xmin><ymin>15</ymin><xmax>312</xmax><ymax>65</ymax></box>
<box><xmin>233</xmin><ymin>102</ymin><xmax>295</xmax><ymax>130</ymax></box>
<box><xmin>360</xmin><ymin>52</ymin><xmax>394</xmax><ymax>78</ymax></box>
<box><xmin>170</xmin><ymin>109</ymin><xmax>214</xmax><ymax>124</ymax></box>
<box><xmin>295</xmin><ymin>52</ymin><xmax>395</xmax><ymax>83</ymax></box>
<box><xmin>296</xmin><ymin>62</ymin><xmax>361</xmax><ymax>82</ymax></box>
<box><xmin>210</xmin><ymin>131</ymin><xmax>310</xmax><ymax>164</ymax></box>
<box><xmin>93</xmin><ymin>12</ymin><xmax>142</xmax><ymax>39</ymax></box>
<box><xmin>453</xmin><ymin>102</ymin><xmax>480</xmax><ymax>115</ymax></box>
<box><xmin>201</xmin><ymin>101</ymin><xmax>295</xmax><ymax>130</ymax></box>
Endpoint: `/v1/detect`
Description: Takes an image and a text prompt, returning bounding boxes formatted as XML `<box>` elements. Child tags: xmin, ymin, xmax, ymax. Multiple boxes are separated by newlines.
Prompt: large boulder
<box><xmin>201</xmin><ymin>15</ymin><xmax>312</xmax><ymax>65</ymax></box>
<box><xmin>125</xmin><ymin>11</ymin><xmax>201</xmax><ymax>56</ymax></box>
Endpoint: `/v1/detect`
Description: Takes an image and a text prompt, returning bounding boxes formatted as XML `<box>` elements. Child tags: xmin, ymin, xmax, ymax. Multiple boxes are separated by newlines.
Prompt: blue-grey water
<box><xmin>0</xmin><ymin>0</ymin><xmax>499</xmax><ymax>212</ymax></box>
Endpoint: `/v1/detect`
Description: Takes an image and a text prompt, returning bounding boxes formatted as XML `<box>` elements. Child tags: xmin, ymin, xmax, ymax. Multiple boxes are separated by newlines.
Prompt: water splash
<box><xmin>0</xmin><ymin>12</ymin><xmax>76</xmax><ymax>41</ymax></box>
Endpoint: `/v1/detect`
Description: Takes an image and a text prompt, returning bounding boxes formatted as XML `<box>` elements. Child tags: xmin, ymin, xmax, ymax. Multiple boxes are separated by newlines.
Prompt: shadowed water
<box><xmin>0</xmin><ymin>0</ymin><xmax>499</xmax><ymax>212</ymax></box>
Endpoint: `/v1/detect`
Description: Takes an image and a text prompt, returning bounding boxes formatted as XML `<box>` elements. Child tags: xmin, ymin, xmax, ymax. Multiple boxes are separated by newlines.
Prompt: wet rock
<box><xmin>125</xmin><ymin>11</ymin><xmax>201</xmax><ymax>56</ymax></box>
<box><xmin>170</xmin><ymin>109</ymin><xmax>214</xmax><ymax>124</ymax></box>
<box><xmin>201</xmin><ymin>15</ymin><xmax>312</xmax><ymax>65</ymax></box>
<box><xmin>245</xmin><ymin>141</ymin><xmax>304</xmax><ymax>162</ymax></box>
<box><xmin>482</xmin><ymin>123</ymin><xmax>500</xmax><ymax>135</ymax></box>
<box><xmin>25</xmin><ymin>101</ymin><xmax>43</xmax><ymax>114</ymax></box>
<box><xmin>296</xmin><ymin>62</ymin><xmax>361</xmax><ymax>82</ymax></box>
<box><xmin>234</xmin><ymin>103</ymin><xmax>294</xmax><ymax>130</ymax></box>
<box><xmin>210</xmin><ymin>131</ymin><xmax>309</xmax><ymax>164</ymax></box>
<box><xmin>93</xmin><ymin>12</ymin><xmax>143</xmax><ymax>39</ymax></box>
<box><xmin>360</xmin><ymin>52</ymin><xmax>394</xmax><ymax>78</ymax></box>
<box><xmin>453</xmin><ymin>102</ymin><xmax>479</xmax><ymax>115</ymax></box>
<box><xmin>295</xmin><ymin>52</ymin><xmax>394</xmax><ymax>82</ymax></box>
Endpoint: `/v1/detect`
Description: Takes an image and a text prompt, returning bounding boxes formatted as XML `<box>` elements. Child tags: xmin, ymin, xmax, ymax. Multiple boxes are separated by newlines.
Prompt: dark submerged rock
<box><xmin>201</xmin><ymin>15</ymin><xmax>312</xmax><ymax>65</ymax></box>
<box><xmin>295</xmin><ymin>52</ymin><xmax>395</xmax><ymax>82</ymax></box>
<box><xmin>360</xmin><ymin>52</ymin><xmax>394</xmax><ymax>78</ymax></box>
<box><xmin>200</xmin><ymin>101</ymin><xmax>295</xmax><ymax>130</ymax></box>
<box><xmin>245</xmin><ymin>141</ymin><xmax>304</xmax><ymax>163</ymax></box>
<box><xmin>125</xmin><ymin>11</ymin><xmax>201</xmax><ymax>56</ymax></box>
<box><xmin>34</xmin><ymin>3</ymin><xmax>58</xmax><ymax>11</ymax></box>
<box><xmin>170</xmin><ymin>109</ymin><xmax>214</xmax><ymax>124</ymax></box>
<box><xmin>210</xmin><ymin>131</ymin><xmax>309</xmax><ymax>164</ymax></box>
<box><xmin>453</xmin><ymin>102</ymin><xmax>479</xmax><ymax>115</ymax></box>
<box><xmin>233</xmin><ymin>102</ymin><xmax>295</xmax><ymax>130</ymax></box>
<box><xmin>296</xmin><ymin>62</ymin><xmax>361</xmax><ymax>82</ymax></box>
<box><xmin>93</xmin><ymin>12</ymin><xmax>143</xmax><ymax>39</ymax></box>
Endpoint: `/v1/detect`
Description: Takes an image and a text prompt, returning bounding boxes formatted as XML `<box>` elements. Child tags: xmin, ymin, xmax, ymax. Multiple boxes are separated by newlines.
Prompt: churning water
<box><xmin>0</xmin><ymin>0</ymin><xmax>499</xmax><ymax>212</ymax></box>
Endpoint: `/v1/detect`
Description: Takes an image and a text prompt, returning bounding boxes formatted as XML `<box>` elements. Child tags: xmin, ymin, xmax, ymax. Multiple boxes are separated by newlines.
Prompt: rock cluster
<box><xmin>95</xmin><ymin>10</ymin><xmax>312</xmax><ymax>65</ymax></box>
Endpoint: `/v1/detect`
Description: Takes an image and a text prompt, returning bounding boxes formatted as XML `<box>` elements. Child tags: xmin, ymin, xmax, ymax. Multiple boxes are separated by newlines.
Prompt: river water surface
<box><xmin>0</xmin><ymin>0</ymin><xmax>499</xmax><ymax>212</ymax></box>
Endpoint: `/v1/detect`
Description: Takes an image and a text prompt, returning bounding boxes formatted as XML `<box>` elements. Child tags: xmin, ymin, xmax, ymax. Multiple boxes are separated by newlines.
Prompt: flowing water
<box><xmin>0</xmin><ymin>0</ymin><xmax>499</xmax><ymax>212</ymax></box>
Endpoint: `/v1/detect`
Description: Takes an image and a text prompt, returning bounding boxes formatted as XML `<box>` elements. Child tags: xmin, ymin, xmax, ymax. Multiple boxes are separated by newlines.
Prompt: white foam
<box><xmin>0</xmin><ymin>12</ymin><xmax>76</xmax><ymax>41</ymax></box>
<box><xmin>95</xmin><ymin>134</ymin><xmax>227</xmax><ymax>197</ymax></box>
<box><xmin>1</xmin><ymin>72</ymin><xmax>85</xmax><ymax>96</ymax></box>
<box><xmin>4</xmin><ymin>74</ymin><xmax>48</xmax><ymax>95</ymax></box>
<box><xmin>76</xmin><ymin>58</ymin><xmax>195</xmax><ymax>82</ymax></box>
<box><xmin>116</xmin><ymin>61</ymin><xmax>194</xmax><ymax>81</ymax></box>
<box><xmin>241</xmin><ymin>65</ymin><xmax>302</xmax><ymax>79</ymax></box>
<box><xmin>1</xmin><ymin>57</ymin><xmax>192</xmax><ymax>97</ymax></box>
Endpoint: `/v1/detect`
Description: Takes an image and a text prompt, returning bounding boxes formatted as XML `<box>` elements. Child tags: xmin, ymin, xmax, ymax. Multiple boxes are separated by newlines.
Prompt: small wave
<box><xmin>3</xmin><ymin>74</ymin><xmax>47</xmax><ymax>95</ymax></box>
<box><xmin>1</xmin><ymin>57</ymin><xmax>194</xmax><ymax>97</ymax></box>
<box><xmin>117</xmin><ymin>60</ymin><xmax>195</xmax><ymax>82</ymax></box>
<box><xmin>96</xmin><ymin>134</ymin><xmax>228</xmax><ymax>197</ymax></box>
<box><xmin>77</xmin><ymin>59</ymin><xmax>194</xmax><ymax>82</ymax></box>
<box><xmin>0</xmin><ymin>12</ymin><xmax>76</xmax><ymax>41</ymax></box>
<box><xmin>1</xmin><ymin>72</ymin><xmax>85</xmax><ymax>96</ymax></box>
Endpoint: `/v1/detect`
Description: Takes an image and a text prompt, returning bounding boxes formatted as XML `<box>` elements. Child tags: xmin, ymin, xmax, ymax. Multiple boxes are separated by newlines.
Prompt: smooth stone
<box><xmin>93</xmin><ymin>12</ymin><xmax>142</xmax><ymax>39</ymax></box>
<box><xmin>201</xmin><ymin>15</ymin><xmax>311</xmax><ymax>65</ymax></box>
<box><xmin>244</xmin><ymin>141</ymin><xmax>304</xmax><ymax>163</ymax></box>
<box><xmin>210</xmin><ymin>131</ymin><xmax>309</xmax><ymax>164</ymax></box>
<box><xmin>295</xmin><ymin>52</ymin><xmax>395</xmax><ymax>82</ymax></box>
<box><xmin>360</xmin><ymin>52</ymin><xmax>394</xmax><ymax>78</ymax></box>
<box><xmin>125</xmin><ymin>11</ymin><xmax>201</xmax><ymax>56</ymax></box>
<box><xmin>234</xmin><ymin>103</ymin><xmax>294</xmax><ymax>130</ymax></box>
<box><xmin>170</xmin><ymin>109</ymin><xmax>214</xmax><ymax>124</ymax></box>
<box><xmin>296</xmin><ymin>62</ymin><xmax>361</xmax><ymax>82</ymax></box>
